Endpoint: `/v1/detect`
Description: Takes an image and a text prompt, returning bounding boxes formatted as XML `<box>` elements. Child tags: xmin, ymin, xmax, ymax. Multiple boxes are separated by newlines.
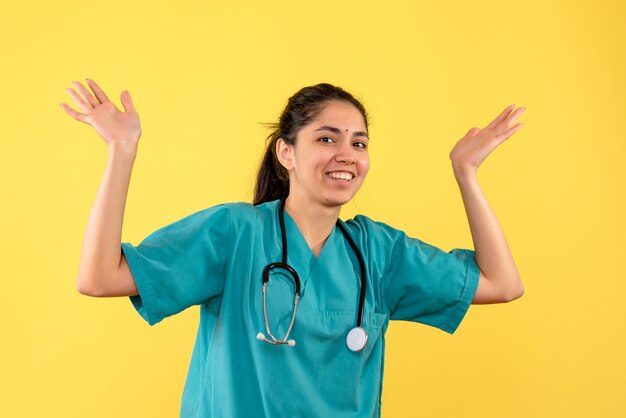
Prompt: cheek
<box><xmin>359</xmin><ymin>157</ymin><xmax>370</xmax><ymax>176</ymax></box>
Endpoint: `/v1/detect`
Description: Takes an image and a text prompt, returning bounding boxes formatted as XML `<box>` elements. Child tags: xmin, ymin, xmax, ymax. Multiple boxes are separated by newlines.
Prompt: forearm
<box><xmin>77</xmin><ymin>144</ymin><xmax>137</xmax><ymax>293</ymax></box>
<box><xmin>453</xmin><ymin>165</ymin><xmax>524</xmax><ymax>299</ymax></box>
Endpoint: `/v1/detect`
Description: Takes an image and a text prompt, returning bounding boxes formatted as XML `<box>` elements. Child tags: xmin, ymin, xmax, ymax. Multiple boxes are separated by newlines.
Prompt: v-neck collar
<box><xmin>277</xmin><ymin>204</ymin><xmax>338</xmax><ymax>293</ymax></box>
<box><xmin>282</xmin><ymin>207</ymin><xmax>337</xmax><ymax>262</ymax></box>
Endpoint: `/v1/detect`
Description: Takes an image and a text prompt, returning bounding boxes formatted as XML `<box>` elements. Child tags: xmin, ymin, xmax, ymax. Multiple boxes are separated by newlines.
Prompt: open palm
<box><xmin>449</xmin><ymin>105</ymin><xmax>525</xmax><ymax>173</ymax></box>
<box><xmin>60</xmin><ymin>79</ymin><xmax>141</xmax><ymax>147</ymax></box>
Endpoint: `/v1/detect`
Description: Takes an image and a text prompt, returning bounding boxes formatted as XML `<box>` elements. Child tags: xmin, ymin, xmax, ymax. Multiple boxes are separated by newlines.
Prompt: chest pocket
<box><xmin>292</xmin><ymin>307</ymin><xmax>387</xmax><ymax>379</ymax></box>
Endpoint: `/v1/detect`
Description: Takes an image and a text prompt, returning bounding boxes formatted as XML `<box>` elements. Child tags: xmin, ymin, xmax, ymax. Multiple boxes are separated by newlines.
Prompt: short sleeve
<box><xmin>121</xmin><ymin>203</ymin><xmax>233</xmax><ymax>326</ymax></box>
<box><xmin>378</xmin><ymin>222</ymin><xmax>480</xmax><ymax>334</ymax></box>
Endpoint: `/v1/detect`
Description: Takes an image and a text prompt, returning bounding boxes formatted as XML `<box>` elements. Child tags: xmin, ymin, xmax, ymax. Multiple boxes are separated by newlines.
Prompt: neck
<box><xmin>284</xmin><ymin>194</ymin><xmax>341</xmax><ymax>258</ymax></box>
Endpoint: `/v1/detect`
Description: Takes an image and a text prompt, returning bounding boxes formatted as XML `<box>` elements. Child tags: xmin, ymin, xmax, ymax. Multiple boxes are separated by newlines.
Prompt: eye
<box><xmin>319</xmin><ymin>136</ymin><xmax>335</xmax><ymax>143</ymax></box>
<box><xmin>353</xmin><ymin>141</ymin><xmax>368</xmax><ymax>149</ymax></box>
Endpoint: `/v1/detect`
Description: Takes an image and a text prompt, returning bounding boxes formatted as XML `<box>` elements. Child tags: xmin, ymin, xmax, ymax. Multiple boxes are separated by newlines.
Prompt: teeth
<box><xmin>329</xmin><ymin>172</ymin><xmax>353</xmax><ymax>181</ymax></box>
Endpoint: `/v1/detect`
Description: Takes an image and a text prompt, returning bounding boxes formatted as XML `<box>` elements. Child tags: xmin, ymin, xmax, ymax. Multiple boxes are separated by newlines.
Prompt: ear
<box><xmin>276</xmin><ymin>138</ymin><xmax>295</xmax><ymax>171</ymax></box>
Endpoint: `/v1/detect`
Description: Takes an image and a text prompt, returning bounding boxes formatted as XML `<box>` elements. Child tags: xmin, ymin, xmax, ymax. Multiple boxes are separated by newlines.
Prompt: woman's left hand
<box><xmin>449</xmin><ymin>105</ymin><xmax>525</xmax><ymax>175</ymax></box>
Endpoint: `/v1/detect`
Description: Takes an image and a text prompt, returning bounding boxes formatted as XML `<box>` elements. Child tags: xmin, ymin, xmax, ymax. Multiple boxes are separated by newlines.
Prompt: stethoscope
<box><xmin>256</xmin><ymin>199</ymin><xmax>368</xmax><ymax>352</ymax></box>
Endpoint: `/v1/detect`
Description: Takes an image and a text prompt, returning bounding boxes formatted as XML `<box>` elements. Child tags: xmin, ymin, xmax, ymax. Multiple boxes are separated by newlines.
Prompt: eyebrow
<box><xmin>314</xmin><ymin>125</ymin><xmax>369</xmax><ymax>139</ymax></box>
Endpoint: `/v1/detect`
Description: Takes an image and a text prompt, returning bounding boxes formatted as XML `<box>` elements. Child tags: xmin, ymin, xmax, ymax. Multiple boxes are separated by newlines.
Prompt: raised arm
<box><xmin>60</xmin><ymin>79</ymin><xmax>141</xmax><ymax>297</ymax></box>
<box><xmin>449</xmin><ymin>105</ymin><xmax>526</xmax><ymax>304</ymax></box>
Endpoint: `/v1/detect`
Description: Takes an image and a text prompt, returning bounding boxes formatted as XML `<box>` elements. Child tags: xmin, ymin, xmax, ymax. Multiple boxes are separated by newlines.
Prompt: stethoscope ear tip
<box><xmin>257</xmin><ymin>332</ymin><xmax>296</xmax><ymax>347</ymax></box>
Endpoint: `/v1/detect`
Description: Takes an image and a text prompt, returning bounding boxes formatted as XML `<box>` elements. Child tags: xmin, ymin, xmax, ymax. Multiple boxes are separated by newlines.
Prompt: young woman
<box><xmin>61</xmin><ymin>79</ymin><xmax>525</xmax><ymax>417</ymax></box>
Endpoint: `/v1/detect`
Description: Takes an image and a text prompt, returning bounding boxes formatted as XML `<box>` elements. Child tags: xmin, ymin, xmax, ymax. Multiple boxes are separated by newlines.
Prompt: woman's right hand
<box><xmin>60</xmin><ymin>79</ymin><xmax>142</xmax><ymax>149</ymax></box>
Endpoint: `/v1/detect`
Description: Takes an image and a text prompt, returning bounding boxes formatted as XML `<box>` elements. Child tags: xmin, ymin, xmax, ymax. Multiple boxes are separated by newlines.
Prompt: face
<box><xmin>277</xmin><ymin>100</ymin><xmax>370</xmax><ymax>208</ymax></box>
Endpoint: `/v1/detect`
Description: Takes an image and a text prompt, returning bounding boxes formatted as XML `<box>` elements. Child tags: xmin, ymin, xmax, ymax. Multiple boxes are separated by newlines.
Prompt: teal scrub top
<box><xmin>121</xmin><ymin>199</ymin><xmax>480</xmax><ymax>418</ymax></box>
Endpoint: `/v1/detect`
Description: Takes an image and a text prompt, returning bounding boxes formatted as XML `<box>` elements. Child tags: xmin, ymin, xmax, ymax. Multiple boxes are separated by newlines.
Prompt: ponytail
<box><xmin>253</xmin><ymin>127</ymin><xmax>289</xmax><ymax>205</ymax></box>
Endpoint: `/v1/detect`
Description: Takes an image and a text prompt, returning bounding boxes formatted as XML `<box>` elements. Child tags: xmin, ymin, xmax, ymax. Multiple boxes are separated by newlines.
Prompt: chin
<box><xmin>321</xmin><ymin>193</ymin><xmax>356</xmax><ymax>207</ymax></box>
<box><xmin>322</xmin><ymin>200</ymin><xmax>348</xmax><ymax>208</ymax></box>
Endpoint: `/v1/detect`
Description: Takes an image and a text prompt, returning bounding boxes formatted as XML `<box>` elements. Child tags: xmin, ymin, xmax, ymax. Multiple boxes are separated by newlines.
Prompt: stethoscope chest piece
<box><xmin>346</xmin><ymin>326</ymin><xmax>368</xmax><ymax>352</ymax></box>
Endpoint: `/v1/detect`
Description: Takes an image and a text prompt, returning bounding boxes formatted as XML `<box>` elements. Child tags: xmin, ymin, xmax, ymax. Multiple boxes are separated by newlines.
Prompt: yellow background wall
<box><xmin>1</xmin><ymin>0</ymin><xmax>624</xmax><ymax>416</ymax></box>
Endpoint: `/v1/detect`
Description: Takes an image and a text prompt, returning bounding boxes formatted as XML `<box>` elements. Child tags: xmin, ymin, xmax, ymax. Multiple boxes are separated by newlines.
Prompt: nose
<box><xmin>335</xmin><ymin>142</ymin><xmax>356</xmax><ymax>165</ymax></box>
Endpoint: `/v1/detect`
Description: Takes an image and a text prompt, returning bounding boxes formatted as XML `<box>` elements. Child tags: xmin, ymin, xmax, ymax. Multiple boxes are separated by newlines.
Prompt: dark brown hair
<box><xmin>253</xmin><ymin>83</ymin><xmax>369</xmax><ymax>205</ymax></box>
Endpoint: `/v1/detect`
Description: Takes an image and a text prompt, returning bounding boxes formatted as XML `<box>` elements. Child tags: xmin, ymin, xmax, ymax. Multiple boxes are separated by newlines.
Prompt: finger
<box><xmin>86</xmin><ymin>78</ymin><xmax>110</xmax><ymax>103</ymax></box>
<box><xmin>120</xmin><ymin>90</ymin><xmax>136</xmax><ymax>114</ymax></box>
<box><xmin>71</xmin><ymin>80</ymin><xmax>99</xmax><ymax>108</ymax></box>
<box><xmin>66</xmin><ymin>87</ymin><xmax>92</xmax><ymax>113</ymax></box>
<box><xmin>58</xmin><ymin>102</ymin><xmax>88</xmax><ymax>123</ymax></box>
<box><xmin>464</xmin><ymin>127</ymin><xmax>481</xmax><ymax>139</ymax></box>
<box><xmin>494</xmin><ymin>122</ymin><xmax>524</xmax><ymax>143</ymax></box>
<box><xmin>493</xmin><ymin>107</ymin><xmax>525</xmax><ymax>137</ymax></box>
<box><xmin>501</xmin><ymin>106</ymin><xmax>525</xmax><ymax>129</ymax></box>
<box><xmin>485</xmin><ymin>104</ymin><xmax>515</xmax><ymax>131</ymax></box>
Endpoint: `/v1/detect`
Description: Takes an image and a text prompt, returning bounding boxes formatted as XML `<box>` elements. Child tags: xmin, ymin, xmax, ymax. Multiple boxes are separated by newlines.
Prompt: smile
<box><xmin>327</xmin><ymin>172</ymin><xmax>354</xmax><ymax>181</ymax></box>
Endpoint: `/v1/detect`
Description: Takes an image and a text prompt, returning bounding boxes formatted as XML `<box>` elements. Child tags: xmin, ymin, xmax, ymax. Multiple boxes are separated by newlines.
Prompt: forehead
<box><xmin>306</xmin><ymin>100</ymin><xmax>366</xmax><ymax>132</ymax></box>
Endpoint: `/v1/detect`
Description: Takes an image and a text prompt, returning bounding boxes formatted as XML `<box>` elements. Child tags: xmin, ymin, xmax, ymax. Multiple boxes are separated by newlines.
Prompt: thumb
<box><xmin>464</xmin><ymin>127</ymin><xmax>481</xmax><ymax>139</ymax></box>
<box><xmin>120</xmin><ymin>90</ymin><xmax>135</xmax><ymax>113</ymax></box>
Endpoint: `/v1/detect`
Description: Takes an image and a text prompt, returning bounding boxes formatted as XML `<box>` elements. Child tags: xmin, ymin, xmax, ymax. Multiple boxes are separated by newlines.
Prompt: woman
<box><xmin>61</xmin><ymin>79</ymin><xmax>525</xmax><ymax>417</ymax></box>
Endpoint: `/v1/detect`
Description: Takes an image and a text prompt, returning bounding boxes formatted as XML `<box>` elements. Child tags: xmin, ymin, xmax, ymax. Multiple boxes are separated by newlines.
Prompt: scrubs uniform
<box><xmin>121</xmin><ymin>199</ymin><xmax>480</xmax><ymax>418</ymax></box>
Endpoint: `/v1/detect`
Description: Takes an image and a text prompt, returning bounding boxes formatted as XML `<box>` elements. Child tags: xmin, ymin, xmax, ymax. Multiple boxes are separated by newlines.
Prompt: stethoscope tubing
<box><xmin>335</xmin><ymin>220</ymin><xmax>367</xmax><ymax>328</ymax></box>
<box><xmin>257</xmin><ymin>199</ymin><xmax>368</xmax><ymax>349</ymax></box>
